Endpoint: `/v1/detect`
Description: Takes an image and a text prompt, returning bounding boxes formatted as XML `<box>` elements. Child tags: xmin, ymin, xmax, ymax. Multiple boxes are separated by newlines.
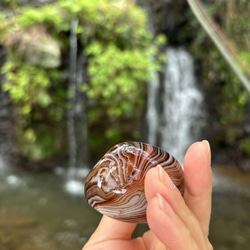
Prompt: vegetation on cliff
<box><xmin>0</xmin><ymin>0</ymin><xmax>163</xmax><ymax>162</ymax></box>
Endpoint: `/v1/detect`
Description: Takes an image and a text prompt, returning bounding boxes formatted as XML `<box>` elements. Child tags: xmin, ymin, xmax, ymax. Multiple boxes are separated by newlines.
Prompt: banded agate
<box><xmin>84</xmin><ymin>142</ymin><xmax>184</xmax><ymax>223</ymax></box>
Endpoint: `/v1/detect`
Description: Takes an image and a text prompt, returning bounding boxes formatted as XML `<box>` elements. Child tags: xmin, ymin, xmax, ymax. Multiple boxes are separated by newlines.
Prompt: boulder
<box><xmin>4</xmin><ymin>25</ymin><xmax>61</xmax><ymax>68</ymax></box>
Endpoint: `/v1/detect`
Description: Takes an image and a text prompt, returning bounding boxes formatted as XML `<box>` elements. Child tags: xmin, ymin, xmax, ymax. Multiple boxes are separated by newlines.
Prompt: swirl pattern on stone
<box><xmin>84</xmin><ymin>142</ymin><xmax>184</xmax><ymax>223</ymax></box>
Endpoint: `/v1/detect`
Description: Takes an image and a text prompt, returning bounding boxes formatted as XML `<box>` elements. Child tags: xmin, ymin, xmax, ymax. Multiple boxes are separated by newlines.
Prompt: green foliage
<box><xmin>19</xmin><ymin>127</ymin><xmax>63</xmax><ymax>161</ymax></box>
<box><xmin>14</xmin><ymin>0</ymin><xmax>151</xmax><ymax>45</ymax></box>
<box><xmin>17</xmin><ymin>6</ymin><xmax>65</xmax><ymax>32</ymax></box>
<box><xmin>1</xmin><ymin>52</ymin><xmax>63</xmax><ymax>160</ymax></box>
<box><xmin>1</xmin><ymin>53</ymin><xmax>61</xmax><ymax>116</ymax></box>
<box><xmin>190</xmin><ymin>0</ymin><xmax>250</xmax><ymax>155</ymax></box>
<box><xmin>3</xmin><ymin>0</ymin><xmax>19</xmax><ymax>9</ymax></box>
<box><xmin>192</xmin><ymin>41</ymin><xmax>248</xmax><ymax>140</ymax></box>
<box><xmin>240</xmin><ymin>138</ymin><xmax>250</xmax><ymax>156</ymax></box>
<box><xmin>84</xmin><ymin>42</ymin><xmax>151</xmax><ymax>116</ymax></box>
<box><xmin>240</xmin><ymin>52</ymin><xmax>250</xmax><ymax>69</ymax></box>
<box><xmin>219</xmin><ymin>73</ymin><xmax>248</xmax><ymax>138</ymax></box>
<box><xmin>4</xmin><ymin>60</ymin><xmax>47</xmax><ymax>113</ymax></box>
<box><xmin>216</xmin><ymin>0</ymin><xmax>250</xmax><ymax>52</ymax></box>
<box><xmin>1</xmin><ymin>0</ymin><xmax>156</xmax><ymax>161</ymax></box>
<box><xmin>0</xmin><ymin>13</ymin><xmax>10</xmax><ymax>42</ymax></box>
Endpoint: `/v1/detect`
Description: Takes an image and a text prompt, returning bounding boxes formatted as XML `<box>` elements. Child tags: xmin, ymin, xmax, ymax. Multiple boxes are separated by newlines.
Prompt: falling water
<box><xmin>66</xmin><ymin>19</ymin><xmax>88</xmax><ymax>195</ymax></box>
<box><xmin>146</xmin><ymin>64</ymin><xmax>160</xmax><ymax>146</ymax></box>
<box><xmin>146</xmin><ymin>47</ymin><xmax>204</xmax><ymax>162</ymax></box>
<box><xmin>67</xmin><ymin>18</ymin><xmax>78</xmax><ymax>169</ymax></box>
<box><xmin>0</xmin><ymin>54</ymin><xmax>14</xmax><ymax>169</ymax></box>
<box><xmin>0</xmin><ymin>88</ymin><xmax>12</xmax><ymax>169</ymax></box>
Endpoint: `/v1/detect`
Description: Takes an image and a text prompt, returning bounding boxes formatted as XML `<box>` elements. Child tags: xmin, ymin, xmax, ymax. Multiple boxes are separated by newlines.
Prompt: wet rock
<box><xmin>4</xmin><ymin>26</ymin><xmax>61</xmax><ymax>68</ymax></box>
<box><xmin>239</xmin><ymin>158</ymin><xmax>250</xmax><ymax>173</ymax></box>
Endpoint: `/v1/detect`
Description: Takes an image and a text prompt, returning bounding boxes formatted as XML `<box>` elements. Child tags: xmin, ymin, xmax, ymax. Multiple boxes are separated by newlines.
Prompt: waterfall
<box><xmin>0</xmin><ymin>51</ymin><xmax>14</xmax><ymax>170</ymax></box>
<box><xmin>146</xmin><ymin>65</ymin><xmax>160</xmax><ymax>145</ymax></box>
<box><xmin>67</xmin><ymin>18</ymin><xmax>78</xmax><ymax>169</ymax></box>
<box><xmin>0</xmin><ymin>88</ymin><xmax>12</xmax><ymax>169</ymax></box>
<box><xmin>146</xmin><ymin>47</ymin><xmax>204</xmax><ymax>162</ymax></box>
<box><xmin>67</xmin><ymin>19</ymin><xmax>88</xmax><ymax>169</ymax></box>
<box><xmin>65</xmin><ymin>19</ymin><xmax>88</xmax><ymax>195</ymax></box>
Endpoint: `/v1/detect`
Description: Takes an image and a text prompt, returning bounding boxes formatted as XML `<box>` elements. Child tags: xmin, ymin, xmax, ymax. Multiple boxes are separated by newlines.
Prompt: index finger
<box><xmin>183</xmin><ymin>140</ymin><xmax>213</xmax><ymax>236</ymax></box>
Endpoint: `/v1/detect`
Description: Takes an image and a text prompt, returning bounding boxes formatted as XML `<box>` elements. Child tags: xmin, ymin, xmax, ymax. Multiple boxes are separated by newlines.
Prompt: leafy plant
<box><xmin>1</xmin><ymin>0</ymin><xmax>159</xmax><ymax>162</ymax></box>
<box><xmin>189</xmin><ymin>0</ymin><xmax>250</xmax><ymax>150</ymax></box>
<box><xmin>240</xmin><ymin>138</ymin><xmax>250</xmax><ymax>156</ymax></box>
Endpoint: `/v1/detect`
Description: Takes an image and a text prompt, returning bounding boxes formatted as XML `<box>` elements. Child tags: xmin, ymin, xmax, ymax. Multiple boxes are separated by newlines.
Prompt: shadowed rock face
<box><xmin>136</xmin><ymin>0</ymin><xmax>190</xmax><ymax>45</ymax></box>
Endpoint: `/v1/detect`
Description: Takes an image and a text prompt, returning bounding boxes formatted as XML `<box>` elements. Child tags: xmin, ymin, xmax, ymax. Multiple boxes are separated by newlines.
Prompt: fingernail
<box><xmin>157</xmin><ymin>193</ymin><xmax>174</xmax><ymax>216</ymax></box>
<box><xmin>157</xmin><ymin>165</ymin><xmax>176</xmax><ymax>190</ymax></box>
<box><xmin>157</xmin><ymin>193</ymin><xmax>164</xmax><ymax>210</ymax></box>
<box><xmin>202</xmin><ymin>140</ymin><xmax>210</xmax><ymax>152</ymax></box>
<box><xmin>202</xmin><ymin>140</ymin><xmax>211</xmax><ymax>162</ymax></box>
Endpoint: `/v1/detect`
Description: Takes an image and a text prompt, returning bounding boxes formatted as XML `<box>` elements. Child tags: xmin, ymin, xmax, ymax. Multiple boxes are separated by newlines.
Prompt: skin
<box><xmin>83</xmin><ymin>141</ymin><xmax>213</xmax><ymax>250</ymax></box>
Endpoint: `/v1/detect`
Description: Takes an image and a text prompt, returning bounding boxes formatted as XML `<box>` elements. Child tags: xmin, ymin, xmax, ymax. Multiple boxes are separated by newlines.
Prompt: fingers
<box><xmin>88</xmin><ymin>215</ymin><xmax>136</xmax><ymax>240</ymax></box>
<box><xmin>84</xmin><ymin>141</ymin><xmax>213</xmax><ymax>250</ymax></box>
<box><xmin>142</xmin><ymin>230</ymin><xmax>167</xmax><ymax>250</ymax></box>
<box><xmin>83</xmin><ymin>215</ymin><xmax>137</xmax><ymax>249</ymax></box>
<box><xmin>94</xmin><ymin>215</ymin><xmax>137</xmax><ymax>239</ymax></box>
<box><xmin>183</xmin><ymin>141</ymin><xmax>212</xmax><ymax>236</ymax></box>
<box><xmin>145</xmin><ymin>165</ymin><xmax>207</xmax><ymax>249</ymax></box>
<box><xmin>147</xmin><ymin>194</ymin><xmax>199</xmax><ymax>250</ymax></box>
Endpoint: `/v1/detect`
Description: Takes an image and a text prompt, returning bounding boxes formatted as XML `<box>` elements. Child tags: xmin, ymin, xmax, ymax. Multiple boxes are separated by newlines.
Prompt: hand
<box><xmin>83</xmin><ymin>141</ymin><xmax>213</xmax><ymax>250</ymax></box>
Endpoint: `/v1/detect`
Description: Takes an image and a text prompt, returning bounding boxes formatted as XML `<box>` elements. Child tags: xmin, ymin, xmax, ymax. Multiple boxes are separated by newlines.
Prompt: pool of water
<box><xmin>0</xmin><ymin>165</ymin><xmax>249</xmax><ymax>250</ymax></box>
<box><xmin>210</xmin><ymin>167</ymin><xmax>250</xmax><ymax>250</ymax></box>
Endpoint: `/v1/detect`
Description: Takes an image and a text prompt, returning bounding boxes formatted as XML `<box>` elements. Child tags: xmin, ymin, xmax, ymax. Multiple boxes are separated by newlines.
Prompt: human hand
<box><xmin>83</xmin><ymin>141</ymin><xmax>213</xmax><ymax>250</ymax></box>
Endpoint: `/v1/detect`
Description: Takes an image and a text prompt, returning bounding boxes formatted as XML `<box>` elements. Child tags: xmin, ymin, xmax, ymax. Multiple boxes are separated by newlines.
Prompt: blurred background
<box><xmin>0</xmin><ymin>0</ymin><xmax>249</xmax><ymax>249</ymax></box>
